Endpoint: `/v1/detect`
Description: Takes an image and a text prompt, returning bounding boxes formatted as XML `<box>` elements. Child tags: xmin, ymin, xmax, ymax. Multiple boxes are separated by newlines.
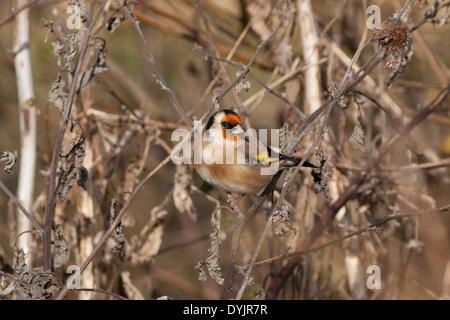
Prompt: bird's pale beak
<box><xmin>231</xmin><ymin>124</ymin><xmax>244</xmax><ymax>136</ymax></box>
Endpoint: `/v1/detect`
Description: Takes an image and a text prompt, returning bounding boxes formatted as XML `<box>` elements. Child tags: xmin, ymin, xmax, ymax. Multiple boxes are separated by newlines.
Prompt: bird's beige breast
<box><xmin>195</xmin><ymin>163</ymin><xmax>272</xmax><ymax>194</ymax></box>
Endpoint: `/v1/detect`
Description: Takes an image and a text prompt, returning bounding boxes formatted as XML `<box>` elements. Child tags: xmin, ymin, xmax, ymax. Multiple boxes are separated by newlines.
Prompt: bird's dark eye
<box><xmin>221</xmin><ymin>121</ymin><xmax>233</xmax><ymax>129</ymax></box>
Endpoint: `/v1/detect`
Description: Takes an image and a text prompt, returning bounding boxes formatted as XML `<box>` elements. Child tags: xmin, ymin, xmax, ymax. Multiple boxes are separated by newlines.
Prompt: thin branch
<box><xmin>0</xmin><ymin>179</ymin><xmax>42</xmax><ymax>232</ymax></box>
<box><xmin>410</xmin><ymin>0</ymin><xmax>450</xmax><ymax>32</ymax></box>
<box><xmin>0</xmin><ymin>0</ymin><xmax>39</xmax><ymax>28</ymax></box>
<box><xmin>378</xmin><ymin>84</ymin><xmax>450</xmax><ymax>158</ymax></box>
<box><xmin>235</xmin><ymin>212</ymin><xmax>273</xmax><ymax>300</ymax></box>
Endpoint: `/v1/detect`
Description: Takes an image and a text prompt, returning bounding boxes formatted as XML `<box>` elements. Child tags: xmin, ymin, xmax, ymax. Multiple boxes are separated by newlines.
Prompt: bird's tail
<box><xmin>279</xmin><ymin>153</ymin><xmax>318</xmax><ymax>168</ymax></box>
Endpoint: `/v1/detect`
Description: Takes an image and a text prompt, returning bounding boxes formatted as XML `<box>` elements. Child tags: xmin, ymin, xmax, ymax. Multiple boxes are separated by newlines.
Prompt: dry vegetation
<box><xmin>0</xmin><ymin>0</ymin><xmax>449</xmax><ymax>300</ymax></box>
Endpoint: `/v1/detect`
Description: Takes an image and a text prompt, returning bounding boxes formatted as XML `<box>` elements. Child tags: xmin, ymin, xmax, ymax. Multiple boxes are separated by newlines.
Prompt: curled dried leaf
<box><xmin>349</xmin><ymin>122</ymin><xmax>366</xmax><ymax>152</ymax></box>
<box><xmin>173</xmin><ymin>164</ymin><xmax>197</xmax><ymax>221</ymax></box>
<box><xmin>235</xmin><ymin>70</ymin><xmax>251</xmax><ymax>94</ymax></box>
<box><xmin>1</xmin><ymin>150</ymin><xmax>18</xmax><ymax>174</ymax></box>
<box><xmin>196</xmin><ymin>208</ymin><xmax>224</xmax><ymax>285</ymax></box>
<box><xmin>58</xmin><ymin>133</ymin><xmax>86</xmax><ymax>200</ymax></box>
<box><xmin>194</xmin><ymin>261</ymin><xmax>208</xmax><ymax>282</ymax></box>
<box><xmin>274</xmin><ymin>224</ymin><xmax>294</xmax><ymax>237</ymax></box>
<box><xmin>71</xmin><ymin>0</ymin><xmax>88</xmax><ymax>21</ymax></box>
<box><xmin>312</xmin><ymin>148</ymin><xmax>334</xmax><ymax>201</ymax></box>
<box><xmin>53</xmin><ymin>224</ymin><xmax>69</xmax><ymax>268</ymax></box>
<box><xmin>130</xmin><ymin>207</ymin><xmax>167</xmax><ymax>264</ymax></box>
<box><xmin>271</xmin><ymin>205</ymin><xmax>296</xmax><ymax>239</ymax></box>
<box><xmin>279</xmin><ymin>123</ymin><xmax>294</xmax><ymax>154</ymax></box>
<box><xmin>271</xmin><ymin>205</ymin><xmax>290</xmax><ymax>224</ymax></box>
<box><xmin>48</xmin><ymin>74</ymin><xmax>68</xmax><ymax>113</ymax></box>
<box><xmin>110</xmin><ymin>198</ymin><xmax>126</xmax><ymax>257</ymax></box>
<box><xmin>12</xmin><ymin>245</ymin><xmax>61</xmax><ymax>299</ymax></box>
<box><xmin>0</xmin><ymin>277</ymin><xmax>16</xmax><ymax>296</ymax></box>
<box><xmin>29</xmin><ymin>273</ymin><xmax>60</xmax><ymax>300</ymax></box>
<box><xmin>51</xmin><ymin>33</ymin><xmax>80</xmax><ymax>70</ymax></box>
<box><xmin>78</xmin><ymin>41</ymin><xmax>108</xmax><ymax>93</ymax></box>
<box><xmin>13</xmin><ymin>248</ymin><xmax>32</xmax><ymax>293</ymax></box>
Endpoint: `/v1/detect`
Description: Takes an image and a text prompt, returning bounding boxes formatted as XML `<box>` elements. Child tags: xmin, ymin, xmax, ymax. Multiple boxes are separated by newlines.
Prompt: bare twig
<box><xmin>0</xmin><ymin>0</ymin><xmax>39</xmax><ymax>28</ymax></box>
<box><xmin>0</xmin><ymin>179</ymin><xmax>42</xmax><ymax>232</ymax></box>
<box><xmin>378</xmin><ymin>84</ymin><xmax>450</xmax><ymax>158</ymax></box>
<box><xmin>235</xmin><ymin>211</ymin><xmax>273</xmax><ymax>300</ymax></box>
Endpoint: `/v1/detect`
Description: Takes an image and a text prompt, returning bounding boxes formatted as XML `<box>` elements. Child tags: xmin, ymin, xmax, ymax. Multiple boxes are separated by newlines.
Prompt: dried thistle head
<box><xmin>371</xmin><ymin>23</ymin><xmax>414</xmax><ymax>88</ymax></box>
<box><xmin>371</xmin><ymin>25</ymin><xmax>412</xmax><ymax>56</ymax></box>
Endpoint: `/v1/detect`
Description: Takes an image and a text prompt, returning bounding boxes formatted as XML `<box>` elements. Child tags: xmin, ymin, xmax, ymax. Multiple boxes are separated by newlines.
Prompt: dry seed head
<box><xmin>372</xmin><ymin>26</ymin><xmax>412</xmax><ymax>54</ymax></box>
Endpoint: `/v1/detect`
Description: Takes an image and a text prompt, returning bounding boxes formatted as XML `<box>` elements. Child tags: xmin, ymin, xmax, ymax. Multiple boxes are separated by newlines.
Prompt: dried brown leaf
<box><xmin>349</xmin><ymin>122</ymin><xmax>366</xmax><ymax>152</ymax></box>
<box><xmin>130</xmin><ymin>207</ymin><xmax>167</xmax><ymax>264</ymax></box>
<box><xmin>29</xmin><ymin>273</ymin><xmax>60</xmax><ymax>300</ymax></box>
<box><xmin>13</xmin><ymin>248</ymin><xmax>32</xmax><ymax>296</ymax></box>
<box><xmin>59</xmin><ymin>133</ymin><xmax>86</xmax><ymax>200</ymax></box>
<box><xmin>173</xmin><ymin>164</ymin><xmax>197</xmax><ymax>221</ymax></box>
<box><xmin>0</xmin><ymin>278</ymin><xmax>16</xmax><ymax>296</ymax></box>
<box><xmin>110</xmin><ymin>198</ymin><xmax>126</xmax><ymax>257</ymax></box>
<box><xmin>51</xmin><ymin>33</ymin><xmax>80</xmax><ymax>70</ymax></box>
<box><xmin>1</xmin><ymin>150</ymin><xmax>18</xmax><ymax>174</ymax></box>
<box><xmin>78</xmin><ymin>41</ymin><xmax>108</xmax><ymax>93</ymax></box>
<box><xmin>53</xmin><ymin>224</ymin><xmax>69</xmax><ymax>268</ymax></box>
<box><xmin>48</xmin><ymin>74</ymin><xmax>68</xmax><ymax>113</ymax></box>
<box><xmin>312</xmin><ymin>148</ymin><xmax>334</xmax><ymax>201</ymax></box>
<box><xmin>196</xmin><ymin>208</ymin><xmax>224</xmax><ymax>285</ymax></box>
<box><xmin>11</xmin><ymin>248</ymin><xmax>59</xmax><ymax>299</ymax></box>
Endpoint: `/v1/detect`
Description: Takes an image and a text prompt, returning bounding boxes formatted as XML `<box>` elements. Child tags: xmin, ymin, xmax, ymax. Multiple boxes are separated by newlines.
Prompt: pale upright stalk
<box><xmin>13</xmin><ymin>0</ymin><xmax>37</xmax><ymax>263</ymax></box>
<box><xmin>291</xmin><ymin>0</ymin><xmax>322</xmax><ymax>249</ymax></box>
<box><xmin>297</xmin><ymin>0</ymin><xmax>322</xmax><ymax>113</ymax></box>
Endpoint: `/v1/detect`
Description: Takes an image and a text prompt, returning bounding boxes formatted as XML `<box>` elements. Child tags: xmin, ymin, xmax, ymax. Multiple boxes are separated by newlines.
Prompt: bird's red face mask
<box><xmin>221</xmin><ymin>114</ymin><xmax>243</xmax><ymax>142</ymax></box>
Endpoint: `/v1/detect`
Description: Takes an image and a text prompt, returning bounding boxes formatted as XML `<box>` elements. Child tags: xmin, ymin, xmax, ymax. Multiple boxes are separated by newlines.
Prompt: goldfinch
<box><xmin>194</xmin><ymin>109</ymin><xmax>316</xmax><ymax>196</ymax></box>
